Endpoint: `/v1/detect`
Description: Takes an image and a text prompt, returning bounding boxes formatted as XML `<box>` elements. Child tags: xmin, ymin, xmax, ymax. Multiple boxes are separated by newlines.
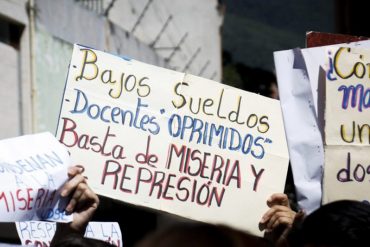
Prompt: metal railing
<box><xmin>75</xmin><ymin>0</ymin><xmax>116</xmax><ymax>16</ymax></box>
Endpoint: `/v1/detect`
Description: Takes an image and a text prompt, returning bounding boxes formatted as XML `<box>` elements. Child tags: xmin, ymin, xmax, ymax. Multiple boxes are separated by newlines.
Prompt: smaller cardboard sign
<box><xmin>16</xmin><ymin>221</ymin><xmax>122</xmax><ymax>246</ymax></box>
<box><xmin>0</xmin><ymin>132</ymin><xmax>72</xmax><ymax>222</ymax></box>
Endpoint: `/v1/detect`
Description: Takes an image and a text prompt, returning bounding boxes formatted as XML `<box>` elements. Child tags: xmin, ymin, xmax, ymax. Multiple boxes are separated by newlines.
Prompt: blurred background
<box><xmin>0</xmin><ymin>0</ymin><xmax>369</xmax><ymax>245</ymax></box>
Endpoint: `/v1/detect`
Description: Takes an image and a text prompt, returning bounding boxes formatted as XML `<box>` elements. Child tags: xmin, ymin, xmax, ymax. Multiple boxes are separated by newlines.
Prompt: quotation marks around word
<box><xmin>160</xmin><ymin>109</ymin><xmax>166</xmax><ymax>114</ymax></box>
<box><xmin>264</xmin><ymin>138</ymin><xmax>272</xmax><ymax>144</ymax></box>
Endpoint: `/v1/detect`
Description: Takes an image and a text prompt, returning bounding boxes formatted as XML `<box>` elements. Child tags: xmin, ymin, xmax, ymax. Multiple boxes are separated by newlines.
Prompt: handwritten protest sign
<box><xmin>274</xmin><ymin>40</ymin><xmax>370</xmax><ymax>213</ymax></box>
<box><xmin>56</xmin><ymin>44</ymin><xmax>289</xmax><ymax>235</ymax></box>
<box><xmin>323</xmin><ymin>47</ymin><xmax>370</xmax><ymax>203</ymax></box>
<box><xmin>16</xmin><ymin>221</ymin><xmax>122</xmax><ymax>246</ymax></box>
<box><xmin>0</xmin><ymin>132</ymin><xmax>72</xmax><ymax>222</ymax></box>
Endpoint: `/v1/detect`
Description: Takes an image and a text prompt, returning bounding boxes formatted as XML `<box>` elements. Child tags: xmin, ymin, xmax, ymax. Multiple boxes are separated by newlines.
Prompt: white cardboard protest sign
<box><xmin>56</xmin><ymin>44</ymin><xmax>289</xmax><ymax>236</ymax></box>
<box><xmin>0</xmin><ymin>132</ymin><xmax>72</xmax><ymax>222</ymax></box>
<box><xmin>274</xmin><ymin>40</ymin><xmax>370</xmax><ymax>213</ymax></box>
<box><xmin>323</xmin><ymin>47</ymin><xmax>370</xmax><ymax>203</ymax></box>
<box><xmin>274</xmin><ymin>49</ymin><xmax>324</xmax><ymax>214</ymax></box>
<box><xmin>16</xmin><ymin>221</ymin><xmax>122</xmax><ymax>246</ymax></box>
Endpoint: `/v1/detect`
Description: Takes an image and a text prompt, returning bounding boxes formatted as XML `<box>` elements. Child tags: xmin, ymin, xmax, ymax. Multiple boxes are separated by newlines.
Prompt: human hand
<box><xmin>51</xmin><ymin>165</ymin><xmax>99</xmax><ymax>246</ymax></box>
<box><xmin>260</xmin><ymin>193</ymin><xmax>296</xmax><ymax>232</ymax></box>
<box><xmin>60</xmin><ymin>165</ymin><xmax>99</xmax><ymax>233</ymax></box>
<box><xmin>259</xmin><ymin>193</ymin><xmax>300</xmax><ymax>247</ymax></box>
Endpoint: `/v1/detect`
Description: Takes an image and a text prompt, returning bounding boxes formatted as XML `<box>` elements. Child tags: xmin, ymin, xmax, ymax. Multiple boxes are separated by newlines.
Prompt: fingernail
<box><xmin>61</xmin><ymin>190</ymin><xmax>67</xmax><ymax>197</ymax></box>
<box><xmin>76</xmin><ymin>165</ymin><xmax>85</xmax><ymax>173</ymax></box>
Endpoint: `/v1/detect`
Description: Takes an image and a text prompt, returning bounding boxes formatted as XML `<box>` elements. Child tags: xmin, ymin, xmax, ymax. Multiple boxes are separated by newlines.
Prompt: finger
<box><xmin>270</xmin><ymin>216</ymin><xmax>295</xmax><ymax>230</ymax></box>
<box><xmin>65</xmin><ymin>182</ymin><xmax>87</xmax><ymax>213</ymax></box>
<box><xmin>76</xmin><ymin>186</ymin><xmax>100</xmax><ymax>211</ymax></box>
<box><xmin>260</xmin><ymin>207</ymin><xmax>277</xmax><ymax>224</ymax></box>
<box><xmin>69</xmin><ymin>189</ymin><xmax>99</xmax><ymax>217</ymax></box>
<box><xmin>267</xmin><ymin>211</ymin><xmax>283</xmax><ymax>229</ymax></box>
<box><xmin>267</xmin><ymin>193</ymin><xmax>290</xmax><ymax>207</ymax></box>
<box><xmin>71</xmin><ymin>196</ymin><xmax>99</xmax><ymax>232</ymax></box>
<box><xmin>68</xmin><ymin>165</ymin><xmax>85</xmax><ymax>177</ymax></box>
<box><xmin>61</xmin><ymin>174</ymin><xmax>86</xmax><ymax>197</ymax></box>
<box><xmin>267</xmin><ymin>211</ymin><xmax>295</xmax><ymax>230</ymax></box>
<box><xmin>267</xmin><ymin>193</ymin><xmax>288</xmax><ymax>207</ymax></box>
<box><xmin>71</xmin><ymin>183</ymin><xmax>99</xmax><ymax>210</ymax></box>
<box><xmin>292</xmin><ymin>209</ymin><xmax>305</xmax><ymax>226</ymax></box>
<box><xmin>260</xmin><ymin>205</ymin><xmax>292</xmax><ymax>224</ymax></box>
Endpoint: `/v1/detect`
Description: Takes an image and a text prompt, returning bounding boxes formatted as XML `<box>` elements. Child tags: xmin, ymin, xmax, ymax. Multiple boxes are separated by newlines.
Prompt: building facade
<box><xmin>0</xmin><ymin>0</ymin><xmax>224</xmax><ymax>138</ymax></box>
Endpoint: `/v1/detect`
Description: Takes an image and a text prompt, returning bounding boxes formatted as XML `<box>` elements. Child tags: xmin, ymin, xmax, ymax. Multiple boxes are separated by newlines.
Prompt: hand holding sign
<box><xmin>260</xmin><ymin>193</ymin><xmax>298</xmax><ymax>246</ymax></box>
<box><xmin>260</xmin><ymin>193</ymin><xmax>296</xmax><ymax>231</ymax></box>
<box><xmin>62</xmin><ymin>166</ymin><xmax>100</xmax><ymax>233</ymax></box>
<box><xmin>53</xmin><ymin>165</ymin><xmax>100</xmax><ymax>241</ymax></box>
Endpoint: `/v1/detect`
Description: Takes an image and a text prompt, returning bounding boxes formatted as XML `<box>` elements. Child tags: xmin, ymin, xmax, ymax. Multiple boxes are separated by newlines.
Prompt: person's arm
<box><xmin>51</xmin><ymin>166</ymin><xmax>99</xmax><ymax>244</ymax></box>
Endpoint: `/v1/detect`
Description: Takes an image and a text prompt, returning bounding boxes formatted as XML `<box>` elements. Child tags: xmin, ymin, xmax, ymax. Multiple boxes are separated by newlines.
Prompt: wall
<box><xmin>0</xmin><ymin>0</ymin><xmax>32</xmax><ymax>138</ymax></box>
<box><xmin>33</xmin><ymin>0</ymin><xmax>167</xmax><ymax>133</ymax></box>
<box><xmin>0</xmin><ymin>0</ymin><xmax>223</xmax><ymax>135</ymax></box>
<box><xmin>0</xmin><ymin>40</ymin><xmax>21</xmax><ymax>138</ymax></box>
<box><xmin>34</xmin><ymin>31</ymin><xmax>73</xmax><ymax>133</ymax></box>
<box><xmin>106</xmin><ymin>0</ymin><xmax>224</xmax><ymax>81</ymax></box>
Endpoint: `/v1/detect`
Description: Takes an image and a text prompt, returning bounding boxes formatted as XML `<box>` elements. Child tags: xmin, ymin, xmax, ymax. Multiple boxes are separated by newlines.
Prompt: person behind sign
<box><xmin>135</xmin><ymin>222</ymin><xmax>271</xmax><ymax>247</ymax></box>
<box><xmin>261</xmin><ymin>195</ymin><xmax>370</xmax><ymax>247</ymax></box>
<box><xmin>51</xmin><ymin>166</ymin><xmax>114</xmax><ymax>247</ymax></box>
<box><xmin>287</xmin><ymin>200</ymin><xmax>370</xmax><ymax>247</ymax></box>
